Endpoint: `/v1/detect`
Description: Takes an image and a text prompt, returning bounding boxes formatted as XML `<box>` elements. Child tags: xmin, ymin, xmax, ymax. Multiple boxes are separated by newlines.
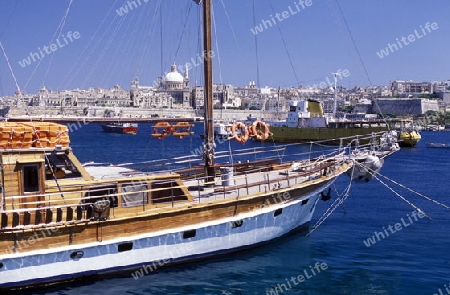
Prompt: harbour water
<box><xmin>28</xmin><ymin>123</ymin><xmax>450</xmax><ymax>295</ymax></box>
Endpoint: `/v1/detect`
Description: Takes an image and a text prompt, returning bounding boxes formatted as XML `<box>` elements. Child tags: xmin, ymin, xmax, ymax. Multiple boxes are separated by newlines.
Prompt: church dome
<box><xmin>165</xmin><ymin>64</ymin><xmax>184</xmax><ymax>83</ymax></box>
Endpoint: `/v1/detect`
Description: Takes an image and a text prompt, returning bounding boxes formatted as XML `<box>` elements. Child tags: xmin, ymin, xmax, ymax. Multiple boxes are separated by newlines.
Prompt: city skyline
<box><xmin>0</xmin><ymin>0</ymin><xmax>449</xmax><ymax>96</ymax></box>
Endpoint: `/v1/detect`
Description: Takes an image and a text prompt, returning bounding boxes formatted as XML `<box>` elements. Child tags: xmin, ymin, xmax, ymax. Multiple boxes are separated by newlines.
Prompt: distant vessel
<box><xmin>395</xmin><ymin>119</ymin><xmax>421</xmax><ymax>147</ymax></box>
<box><xmin>426</xmin><ymin>142</ymin><xmax>450</xmax><ymax>148</ymax></box>
<box><xmin>101</xmin><ymin>122</ymin><xmax>138</xmax><ymax>135</ymax></box>
<box><xmin>200</xmin><ymin>122</ymin><xmax>232</xmax><ymax>140</ymax></box>
<box><xmin>267</xmin><ymin>99</ymin><xmax>390</xmax><ymax>145</ymax></box>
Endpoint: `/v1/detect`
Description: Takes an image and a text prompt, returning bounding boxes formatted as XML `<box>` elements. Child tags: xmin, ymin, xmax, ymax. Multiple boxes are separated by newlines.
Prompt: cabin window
<box><xmin>84</xmin><ymin>185</ymin><xmax>118</xmax><ymax>208</ymax></box>
<box><xmin>151</xmin><ymin>180</ymin><xmax>188</xmax><ymax>204</ymax></box>
<box><xmin>45</xmin><ymin>152</ymin><xmax>81</xmax><ymax>180</ymax></box>
<box><xmin>22</xmin><ymin>164</ymin><xmax>41</xmax><ymax>193</ymax></box>
<box><xmin>121</xmin><ymin>182</ymin><xmax>148</xmax><ymax>208</ymax></box>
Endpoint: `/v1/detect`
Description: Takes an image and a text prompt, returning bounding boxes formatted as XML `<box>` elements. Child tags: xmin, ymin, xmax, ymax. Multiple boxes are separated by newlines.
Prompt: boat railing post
<box><xmin>197</xmin><ymin>178</ymin><xmax>201</xmax><ymax>203</ymax></box>
<box><xmin>170</xmin><ymin>181</ymin><xmax>174</xmax><ymax>208</ymax></box>
<box><xmin>245</xmin><ymin>172</ymin><xmax>249</xmax><ymax>195</ymax></box>
<box><xmin>222</xmin><ymin>177</ymin><xmax>226</xmax><ymax>199</ymax></box>
<box><xmin>142</xmin><ymin>185</ymin><xmax>146</xmax><ymax>211</ymax></box>
<box><xmin>286</xmin><ymin>170</ymin><xmax>290</xmax><ymax>187</ymax></box>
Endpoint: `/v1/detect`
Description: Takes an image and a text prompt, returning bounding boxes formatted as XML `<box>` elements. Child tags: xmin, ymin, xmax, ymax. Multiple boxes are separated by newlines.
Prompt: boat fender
<box><xmin>320</xmin><ymin>187</ymin><xmax>331</xmax><ymax>201</ymax></box>
<box><xmin>93</xmin><ymin>199</ymin><xmax>110</xmax><ymax>213</ymax></box>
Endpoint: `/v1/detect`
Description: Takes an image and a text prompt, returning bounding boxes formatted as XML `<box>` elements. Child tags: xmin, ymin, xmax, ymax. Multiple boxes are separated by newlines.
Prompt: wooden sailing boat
<box><xmin>0</xmin><ymin>0</ymin><xmax>397</xmax><ymax>290</ymax></box>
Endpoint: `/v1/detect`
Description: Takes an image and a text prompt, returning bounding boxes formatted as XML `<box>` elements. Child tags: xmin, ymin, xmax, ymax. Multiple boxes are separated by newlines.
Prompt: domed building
<box><xmin>130</xmin><ymin>63</ymin><xmax>192</xmax><ymax>108</ymax></box>
<box><xmin>161</xmin><ymin>63</ymin><xmax>191</xmax><ymax>108</ymax></box>
<box><xmin>164</xmin><ymin>64</ymin><xmax>189</xmax><ymax>90</ymax></box>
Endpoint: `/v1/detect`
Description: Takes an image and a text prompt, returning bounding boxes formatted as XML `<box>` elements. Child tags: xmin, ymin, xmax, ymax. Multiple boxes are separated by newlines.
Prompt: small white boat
<box><xmin>200</xmin><ymin>122</ymin><xmax>233</xmax><ymax>140</ymax></box>
<box><xmin>426</xmin><ymin>142</ymin><xmax>450</xmax><ymax>148</ymax></box>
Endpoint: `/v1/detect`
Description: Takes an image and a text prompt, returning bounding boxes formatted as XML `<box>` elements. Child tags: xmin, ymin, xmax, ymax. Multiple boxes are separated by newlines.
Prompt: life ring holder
<box><xmin>250</xmin><ymin>120</ymin><xmax>271</xmax><ymax>141</ymax></box>
<box><xmin>231</xmin><ymin>122</ymin><xmax>249</xmax><ymax>144</ymax></box>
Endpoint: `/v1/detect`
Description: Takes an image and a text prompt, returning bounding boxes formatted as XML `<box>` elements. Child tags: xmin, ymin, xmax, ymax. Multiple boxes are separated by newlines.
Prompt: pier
<box><xmin>6</xmin><ymin>116</ymin><xmax>203</xmax><ymax>124</ymax></box>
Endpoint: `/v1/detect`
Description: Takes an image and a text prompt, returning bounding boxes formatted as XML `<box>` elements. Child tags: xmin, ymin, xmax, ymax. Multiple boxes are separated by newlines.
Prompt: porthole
<box><xmin>231</xmin><ymin>220</ymin><xmax>243</xmax><ymax>228</ymax></box>
<box><xmin>70</xmin><ymin>251</ymin><xmax>84</xmax><ymax>259</ymax></box>
<box><xmin>118</xmin><ymin>242</ymin><xmax>133</xmax><ymax>252</ymax></box>
<box><xmin>183</xmin><ymin>229</ymin><xmax>196</xmax><ymax>239</ymax></box>
<box><xmin>274</xmin><ymin>208</ymin><xmax>283</xmax><ymax>217</ymax></box>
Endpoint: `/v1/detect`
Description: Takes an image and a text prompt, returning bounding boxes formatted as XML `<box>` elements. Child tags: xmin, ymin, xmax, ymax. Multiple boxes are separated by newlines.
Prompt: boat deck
<box><xmin>182</xmin><ymin>159</ymin><xmax>336</xmax><ymax>205</ymax></box>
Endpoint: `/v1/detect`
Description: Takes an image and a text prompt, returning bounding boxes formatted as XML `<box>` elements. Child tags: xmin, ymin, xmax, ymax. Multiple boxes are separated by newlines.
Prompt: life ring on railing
<box><xmin>231</xmin><ymin>121</ymin><xmax>249</xmax><ymax>144</ymax></box>
<box><xmin>151</xmin><ymin>122</ymin><xmax>173</xmax><ymax>139</ymax></box>
<box><xmin>250</xmin><ymin>120</ymin><xmax>271</xmax><ymax>141</ymax></box>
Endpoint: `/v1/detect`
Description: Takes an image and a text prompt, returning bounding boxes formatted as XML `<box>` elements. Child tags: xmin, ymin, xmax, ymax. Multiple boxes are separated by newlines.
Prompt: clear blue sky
<box><xmin>0</xmin><ymin>0</ymin><xmax>448</xmax><ymax>96</ymax></box>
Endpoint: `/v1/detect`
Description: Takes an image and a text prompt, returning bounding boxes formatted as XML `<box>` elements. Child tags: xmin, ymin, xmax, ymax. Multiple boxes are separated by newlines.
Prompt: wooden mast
<box><xmin>202</xmin><ymin>0</ymin><xmax>215</xmax><ymax>184</ymax></box>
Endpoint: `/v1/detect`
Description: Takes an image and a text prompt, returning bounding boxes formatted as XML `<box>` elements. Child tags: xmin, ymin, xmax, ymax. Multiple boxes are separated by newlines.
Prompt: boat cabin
<box><xmin>270</xmin><ymin>100</ymin><xmax>327</xmax><ymax>128</ymax></box>
<box><xmin>0</xmin><ymin>122</ymin><xmax>192</xmax><ymax>230</ymax></box>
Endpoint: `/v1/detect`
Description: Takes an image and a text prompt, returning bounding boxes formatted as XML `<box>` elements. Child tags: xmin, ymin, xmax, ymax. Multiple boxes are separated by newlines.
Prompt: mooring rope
<box><xmin>307</xmin><ymin>163</ymin><xmax>355</xmax><ymax>236</ymax></box>
<box><xmin>352</xmin><ymin>160</ymin><xmax>432</xmax><ymax>220</ymax></box>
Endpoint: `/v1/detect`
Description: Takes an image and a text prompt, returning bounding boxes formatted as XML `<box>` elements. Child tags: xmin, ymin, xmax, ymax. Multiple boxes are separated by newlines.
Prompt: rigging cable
<box><xmin>267</xmin><ymin>0</ymin><xmax>300</xmax><ymax>86</ymax></box>
<box><xmin>0</xmin><ymin>0</ymin><xmax>18</xmax><ymax>96</ymax></box>
<box><xmin>82</xmin><ymin>13</ymin><xmax>127</xmax><ymax>88</ymax></box>
<box><xmin>218</xmin><ymin>0</ymin><xmax>252</xmax><ymax>78</ymax></box>
<box><xmin>173</xmin><ymin>1</ymin><xmax>194</xmax><ymax>61</ymax></box>
<box><xmin>252</xmin><ymin>0</ymin><xmax>261</xmax><ymax>88</ymax></box>
<box><xmin>22</xmin><ymin>0</ymin><xmax>74</xmax><ymax>92</ymax></box>
<box><xmin>59</xmin><ymin>0</ymin><xmax>121</xmax><ymax>89</ymax></box>
<box><xmin>0</xmin><ymin>41</ymin><xmax>21</xmax><ymax>94</ymax></box>
<box><xmin>211</xmin><ymin>1</ymin><xmax>223</xmax><ymax>84</ymax></box>
<box><xmin>308</xmin><ymin>167</ymin><xmax>354</xmax><ymax>236</ymax></box>
<box><xmin>326</xmin><ymin>0</ymin><xmax>389</xmax><ymax>125</ymax></box>
<box><xmin>42</xmin><ymin>0</ymin><xmax>74</xmax><ymax>87</ymax></box>
<box><xmin>356</xmin><ymin>159</ymin><xmax>449</xmax><ymax>215</ymax></box>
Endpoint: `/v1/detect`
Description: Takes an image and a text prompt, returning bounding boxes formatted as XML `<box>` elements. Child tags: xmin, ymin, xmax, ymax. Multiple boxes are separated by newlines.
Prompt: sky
<box><xmin>0</xmin><ymin>0</ymin><xmax>449</xmax><ymax>96</ymax></box>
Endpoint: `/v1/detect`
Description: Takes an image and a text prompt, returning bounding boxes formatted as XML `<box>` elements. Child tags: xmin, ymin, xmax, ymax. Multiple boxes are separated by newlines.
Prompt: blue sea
<box><xmin>30</xmin><ymin>123</ymin><xmax>450</xmax><ymax>295</ymax></box>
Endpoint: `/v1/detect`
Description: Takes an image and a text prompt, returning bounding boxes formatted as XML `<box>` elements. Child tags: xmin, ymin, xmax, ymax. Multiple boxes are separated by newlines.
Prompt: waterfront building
<box><xmin>131</xmin><ymin>63</ymin><xmax>191</xmax><ymax>109</ymax></box>
<box><xmin>389</xmin><ymin>80</ymin><xmax>432</xmax><ymax>97</ymax></box>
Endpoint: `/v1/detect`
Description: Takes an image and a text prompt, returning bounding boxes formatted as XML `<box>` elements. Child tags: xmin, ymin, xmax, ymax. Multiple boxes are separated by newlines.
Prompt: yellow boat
<box><xmin>394</xmin><ymin>119</ymin><xmax>421</xmax><ymax>147</ymax></box>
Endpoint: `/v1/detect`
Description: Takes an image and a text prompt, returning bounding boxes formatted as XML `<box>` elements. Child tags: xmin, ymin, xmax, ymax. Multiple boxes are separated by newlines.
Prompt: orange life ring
<box><xmin>250</xmin><ymin>120</ymin><xmax>271</xmax><ymax>141</ymax></box>
<box><xmin>172</xmin><ymin>122</ymin><xmax>194</xmax><ymax>139</ymax></box>
<box><xmin>151</xmin><ymin>122</ymin><xmax>172</xmax><ymax>139</ymax></box>
<box><xmin>231</xmin><ymin>121</ymin><xmax>249</xmax><ymax>144</ymax></box>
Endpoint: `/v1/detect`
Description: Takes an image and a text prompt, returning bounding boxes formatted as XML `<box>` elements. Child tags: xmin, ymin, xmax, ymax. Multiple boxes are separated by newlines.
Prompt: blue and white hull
<box><xmin>0</xmin><ymin>180</ymin><xmax>330</xmax><ymax>289</ymax></box>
